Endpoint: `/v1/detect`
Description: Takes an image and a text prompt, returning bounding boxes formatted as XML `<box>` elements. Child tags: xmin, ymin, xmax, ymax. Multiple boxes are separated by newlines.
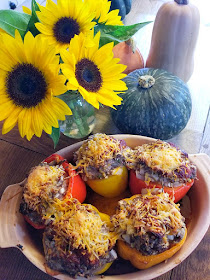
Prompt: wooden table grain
<box><xmin>0</xmin><ymin>0</ymin><xmax>209</xmax><ymax>280</ymax></box>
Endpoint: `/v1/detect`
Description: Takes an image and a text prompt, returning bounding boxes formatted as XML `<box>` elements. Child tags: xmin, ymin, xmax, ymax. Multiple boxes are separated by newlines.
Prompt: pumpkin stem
<box><xmin>125</xmin><ymin>38</ymin><xmax>136</xmax><ymax>53</ymax></box>
<box><xmin>138</xmin><ymin>75</ymin><xmax>155</xmax><ymax>89</ymax></box>
<box><xmin>174</xmin><ymin>0</ymin><xmax>189</xmax><ymax>5</ymax></box>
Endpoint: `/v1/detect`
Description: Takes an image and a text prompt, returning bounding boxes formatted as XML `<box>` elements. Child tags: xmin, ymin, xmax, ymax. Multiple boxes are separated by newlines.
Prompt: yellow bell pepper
<box><xmin>87</xmin><ymin>166</ymin><xmax>128</xmax><ymax>198</ymax></box>
<box><xmin>82</xmin><ymin>204</ymin><xmax>115</xmax><ymax>274</ymax></box>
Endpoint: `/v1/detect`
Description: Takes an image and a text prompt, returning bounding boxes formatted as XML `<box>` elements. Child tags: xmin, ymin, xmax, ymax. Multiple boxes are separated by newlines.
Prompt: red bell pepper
<box><xmin>43</xmin><ymin>153</ymin><xmax>67</xmax><ymax>165</ymax></box>
<box><xmin>23</xmin><ymin>215</ymin><xmax>45</xmax><ymax>230</ymax></box>
<box><xmin>43</xmin><ymin>154</ymin><xmax>86</xmax><ymax>202</ymax></box>
<box><xmin>129</xmin><ymin>170</ymin><xmax>194</xmax><ymax>203</ymax></box>
<box><xmin>65</xmin><ymin>163</ymin><xmax>87</xmax><ymax>203</ymax></box>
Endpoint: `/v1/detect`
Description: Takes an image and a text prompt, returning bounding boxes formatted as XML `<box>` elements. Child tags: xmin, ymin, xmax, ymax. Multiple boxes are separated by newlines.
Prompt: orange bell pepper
<box><xmin>117</xmin><ymin>228</ymin><xmax>187</xmax><ymax>269</ymax></box>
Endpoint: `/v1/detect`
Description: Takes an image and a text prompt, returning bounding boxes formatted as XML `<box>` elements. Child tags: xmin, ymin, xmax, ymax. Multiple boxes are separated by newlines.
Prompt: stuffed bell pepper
<box><xmin>74</xmin><ymin>133</ymin><xmax>128</xmax><ymax>198</ymax></box>
<box><xmin>111</xmin><ymin>192</ymin><xmax>187</xmax><ymax>269</ymax></box>
<box><xmin>43</xmin><ymin>198</ymin><xmax>117</xmax><ymax>277</ymax></box>
<box><xmin>19</xmin><ymin>154</ymin><xmax>86</xmax><ymax>229</ymax></box>
<box><xmin>125</xmin><ymin>140</ymin><xmax>197</xmax><ymax>202</ymax></box>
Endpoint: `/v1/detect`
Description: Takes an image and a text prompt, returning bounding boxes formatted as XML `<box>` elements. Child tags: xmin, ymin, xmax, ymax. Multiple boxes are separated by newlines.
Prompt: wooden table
<box><xmin>0</xmin><ymin>0</ymin><xmax>209</xmax><ymax>280</ymax></box>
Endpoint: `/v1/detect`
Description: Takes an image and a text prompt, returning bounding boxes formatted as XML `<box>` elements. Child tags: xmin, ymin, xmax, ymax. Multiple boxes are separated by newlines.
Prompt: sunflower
<box><xmin>0</xmin><ymin>31</ymin><xmax>72</xmax><ymax>140</ymax></box>
<box><xmin>86</xmin><ymin>0</ymin><xmax>123</xmax><ymax>25</ymax></box>
<box><xmin>35</xmin><ymin>0</ymin><xmax>96</xmax><ymax>53</ymax></box>
<box><xmin>60</xmin><ymin>31</ymin><xmax>127</xmax><ymax>109</ymax></box>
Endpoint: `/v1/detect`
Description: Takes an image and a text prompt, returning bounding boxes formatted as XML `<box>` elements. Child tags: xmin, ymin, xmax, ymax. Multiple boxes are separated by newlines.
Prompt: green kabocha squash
<box><xmin>109</xmin><ymin>0</ymin><xmax>132</xmax><ymax>20</ymax></box>
<box><xmin>111</xmin><ymin>68</ymin><xmax>192</xmax><ymax>140</ymax></box>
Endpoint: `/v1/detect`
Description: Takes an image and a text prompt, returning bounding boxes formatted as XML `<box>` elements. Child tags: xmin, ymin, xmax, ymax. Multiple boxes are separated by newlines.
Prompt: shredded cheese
<box><xmin>23</xmin><ymin>164</ymin><xmax>67</xmax><ymax>214</ymax></box>
<box><xmin>45</xmin><ymin>198</ymin><xmax>117</xmax><ymax>262</ymax></box>
<box><xmin>75</xmin><ymin>133</ymin><xmax>125</xmax><ymax>179</ymax></box>
<box><xmin>135</xmin><ymin>141</ymin><xmax>183</xmax><ymax>172</ymax></box>
<box><xmin>111</xmin><ymin>191</ymin><xmax>185</xmax><ymax>238</ymax></box>
<box><xmin>124</xmin><ymin>140</ymin><xmax>196</xmax><ymax>186</ymax></box>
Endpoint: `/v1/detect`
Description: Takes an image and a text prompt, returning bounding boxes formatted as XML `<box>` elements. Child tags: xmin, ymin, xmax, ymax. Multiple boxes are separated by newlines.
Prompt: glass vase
<box><xmin>59</xmin><ymin>92</ymin><xmax>95</xmax><ymax>139</ymax></box>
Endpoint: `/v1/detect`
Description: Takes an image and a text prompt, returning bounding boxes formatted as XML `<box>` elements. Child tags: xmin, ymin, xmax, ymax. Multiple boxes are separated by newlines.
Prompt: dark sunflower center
<box><xmin>53</xmin><ymin>17</ymin><xmax>80</xmax><ymax>44</ymax></box>
<box><xmin>75</xmin><ymin>58</ymin><xmax>102</xmax><ymax>92</ymax></box>
<box><xmin>6</xmin><ymin>63</ymin><xmax>47</xmax><ymax>108</ymax></box>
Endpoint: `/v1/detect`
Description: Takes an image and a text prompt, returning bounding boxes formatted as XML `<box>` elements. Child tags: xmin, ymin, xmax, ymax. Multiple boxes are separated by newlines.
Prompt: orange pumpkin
<box><xmin>113</xmin><ymin>39</ymin><xmax>144</xmax><ymax>74</ymax></box>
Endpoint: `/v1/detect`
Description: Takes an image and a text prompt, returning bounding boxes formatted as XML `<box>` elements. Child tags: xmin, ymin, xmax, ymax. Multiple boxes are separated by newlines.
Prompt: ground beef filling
<box><xmin>126</xmin><ymin>227</ymin><xmax>186</xmax><ymax>256</ymax></box>
<box><xmin>19</xmin><ymin>200</ymin><xmax>44</xmax><ymax>226</ymax></box>
<box><xmin>135</xmin><ymin>162</ymin><xmax>196</xmax><ymax>187</ymax></box>
<box><xmin>83</xmin><ymin>154</ymin><xmax>125</xmax><ymax>180</ymax></box>
<box><xmin>43</xmin><ymin>228</ymin><xmax>116</xmax><ymax>277</ymax></box>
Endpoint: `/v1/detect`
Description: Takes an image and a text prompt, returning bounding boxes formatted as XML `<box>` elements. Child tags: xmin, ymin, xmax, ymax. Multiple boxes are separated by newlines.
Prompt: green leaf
<box><xmin>50</xmin><ymin>127</ymin><xmax>60</xmax><ymax>148</ymax></box>
<box><xmin>0</xmin><ymin>10</ymin><xmax>30</xmax><ymax>37</ymax></box>
<box><xmin>25</xmin><ymin>0</ymin><xmax>40</xmax><ymax>36</ymax></box>
<box><xmin>95</xmin><ymin>21</ymin><xmax>152</xmax><ymax>47</ymax></box>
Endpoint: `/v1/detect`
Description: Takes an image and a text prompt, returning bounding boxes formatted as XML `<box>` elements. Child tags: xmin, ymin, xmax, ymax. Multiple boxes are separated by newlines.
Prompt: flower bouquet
<box><xmin>0</xmin><ymin>0</ymin><xmax>150</xmax><ymax>146</ymax></box>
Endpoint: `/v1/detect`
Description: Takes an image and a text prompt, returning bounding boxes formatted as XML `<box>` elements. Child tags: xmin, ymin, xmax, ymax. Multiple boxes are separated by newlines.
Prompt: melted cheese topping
<box><xmin>135</xmin><ymin>141</ymin><xmax>183</xmax><ymax>172</ymax></box>
<box><xmin>75</xmin><ymin>133</ymin><xmax>124</xmax><ymax>178</ymax></box>
<box><xmin>46</xmin><ymin>199</ymin><xmax>117</xmax><ymax>261</ymax></box>
<box><xmin>111</xmin><ymin>192</ymin><xmax>185</xmax><ymax>237</ymax></box>
<box><xmin>23</xmin><ymin>164</ymin><xmax>67</xmax><ymax>213</ymax></box>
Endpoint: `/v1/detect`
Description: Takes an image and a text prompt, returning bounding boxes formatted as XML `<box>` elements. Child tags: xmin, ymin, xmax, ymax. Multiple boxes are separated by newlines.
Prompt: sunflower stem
<box><xmin>69</xmin><ymin>97</ymin><xmax>90</xmax><ymax>137</ymax></box>
<box><xmin>59</xmin><ymin>92</ymin><xmax>95</xmax><ymax>139</ymax></box>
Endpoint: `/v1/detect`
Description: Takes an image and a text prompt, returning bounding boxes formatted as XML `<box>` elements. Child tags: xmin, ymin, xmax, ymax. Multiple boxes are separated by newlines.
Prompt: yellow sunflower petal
<box><xmin>60</xmin><ymin>50</ymin><xmax>76</xmax><ymax>69</ymax></box>
<box><xmin>24</xmin><ymin>110</ymin><xmax>33</xmax><ymax>139</ymax></box>
<box><xmin>18</xmin><ymin>109</ymin><xmax>27</xmax><ymax>138</ymax></box>
<box><xmin>97</xmin><ymin>89</ymin><xmax>123</xmax><ymax>104</ymax></box>
<box><xmin>86</xmin><ymin>32</ymin><xmax>101</xmax><ymax>60</ymax></box>
<box><xmin>93</xmin><ymin>42</ymin><xmax>114</xmax><ymax>66</ymax></box>
<box><xmin>1</xmin><ymin>31</ymin><xmax>25</xmax><ymax>63</ymax></box>
<box><xmin>35</xmin><ymin>22</ymin><xmax>53</xmax><ymax>35</ymax></box>
<box><xmin>2</xmin><ymin>120</ymin><xmax>17</xmax><ymax>135</ymax></box>
<box><xmin>43</xmin><ymin>122</ymin><xmax>53</xmax><ymax>135</ymax></box>
<box><xmin>60</xmin><ymin>65</ymin><xmax>75</xmax><ymax>79</ymax></box>
<box><xmin>31</xmin><ymin>107</ymin><xmax>43</xmax><ymax>138</ymax></box>
<box><xmin>33</xmin><ymin>35</ymin><xmax>59</xmax><ymax>68</ymax></box>
<box><xmin>41</xmin><ymin>99</ymin><xmax>59</xmax><ymax>128</ymax></box>
<box><xmin>87</xmin><ymin>0</ymin><xmax>123</xmax><ymax>25</ymax></box>
<box><xmin>0</xmin><ymin>51</ymin><xmax>14</xmax><ymax>71</ymax></box>
<box><xmin>51</xmin><ymin>98</ymin><xmax>72</xmax><ymax>120</ymax></box>
<box><xmin>101</xmin><ymin>63</ymin><xmax>127</xmax><ymax>75</ymax></box>
<box><xmin>0</xmin><ymin>101</ymin><xmax>15</xmax><ymax>121</ymax></box>
<box><xmin>0</xmin><ymin>93</ymin><xmax>10</xmax><ymax>104</ymax></box>
<box><xmin>24</xmin><ymin>32</ymin><xmax>36</xmax><ymax>62</ymax></box>
<box><xmin>49</xmin><ymin>75</ymin><xmax>67</xmax><ymax>96</ymax></box>
<box><xmin>14</xmin><ymin>30</ymin><xmax>24</xmax><ymax>44</ymax></box>
<box><xmin>26</xmin><ymin>128</ymin><xmax>34</xmax><ymax>141</ymax></box>
<box><xmin>36</xmin><ymin>5</ymin><xmax>58</xmax><ymax>25</ymax></box>
<box><xmin>2</xmin><ymin>107</ymin><xmax>21</xmax><ymax>134</ymax></box>
<box><xmin>103</xmin><ymin>73</ymin><xmax>127</xmax><ymax>81</ymax></box>
<box><xmin>78</xmin><ymin>87</ymin><xmax>100</xmax><ymax>109</ymax></box>
<box><xmin>44</xmin><ymin>0</ymin><xmax>58</xmax><ymax>15</ymax></box>
<box><xmin>22</xmin><ymin>6</ymin><xmax>31</xmax><ymax>15</ymax></box>
<box><xmin>103</xmin><ymin>79</ymin><xmax>128</xmax><ymax>91</ymax></box>
<box><xmin>66</xmin><ymin>77</ymin><xmax>80</xmax><ymax>91</ymax></box>
<box><xmin>104</xmin><ymin>10</ymin><xmax>123</xmax><ymax>25</ymax></box>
